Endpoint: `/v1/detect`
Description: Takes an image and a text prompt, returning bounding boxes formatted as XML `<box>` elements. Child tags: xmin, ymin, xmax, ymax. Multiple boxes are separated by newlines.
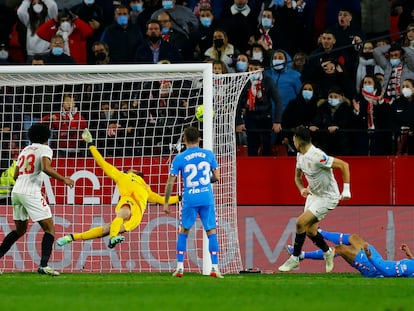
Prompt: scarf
<box><xmin>258</xmin><ymin>25</ymin><xmax>273</xmax><ymax>49</ymax></box>
<box><xmin>162</xmin><ymin>32</ymin><xmax>170</xmax><ymax>42</ymax></box>
<box><xmin>60</xmin><ymin>106</ymin><xmax>77</xmax><ymax>122</ymax></box>
<box><xmin>247</xmin><ymin>79</ymin><xmax>263</xmax><ymax>110</ymax></box>
<box><xmin>384</xmin><ymin>64</ymin><xmax>403</xmax><ymax>104</ymax></box>
<box><xmin>361</xmin><ymin>89</ymin><xmax>380</xmax><ymax>129</ymax></box>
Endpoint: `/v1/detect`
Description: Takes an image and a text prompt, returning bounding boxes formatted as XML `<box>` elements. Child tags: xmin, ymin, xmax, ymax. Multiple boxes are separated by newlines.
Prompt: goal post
<box><xmin>0</xmin><ymin>64</ymin><xmax>250</xmax><ymax>274</ymax></box>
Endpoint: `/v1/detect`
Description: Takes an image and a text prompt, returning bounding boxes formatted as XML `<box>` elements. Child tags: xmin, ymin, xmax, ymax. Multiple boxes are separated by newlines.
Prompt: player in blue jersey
<box><xmin>364</xmin><ymin>241</ymin><xmax>414</xmax><ymax>277</ymax></box>
<box><xmin>163</xmin><ymin>126</ymin><xmax>222</xmax><ymax>278</ymax></box>
<box><xmin>286</xmin><ymin>228</ymin><xmax>414</xmax><ymax>278</ymax></box>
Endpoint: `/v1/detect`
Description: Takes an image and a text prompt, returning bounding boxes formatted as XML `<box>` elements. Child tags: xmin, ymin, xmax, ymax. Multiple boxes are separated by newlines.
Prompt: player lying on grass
<box><xmin>286</xmin><ymin>228</ymin><xmax>414</xmax><ymax>277</ymax></box>
<box><xmin>364</xmin><ymin>241</ymin><xmax>414</xmax><ymax>277</ymax></box>
<box><xmin>57</xmin><ymin>128</ymin><xmax>180</xmax><ymax>249</ymax></box>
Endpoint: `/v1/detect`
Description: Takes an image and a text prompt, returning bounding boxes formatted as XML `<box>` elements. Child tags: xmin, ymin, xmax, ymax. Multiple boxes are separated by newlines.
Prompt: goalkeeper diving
<box><xmin>57</xmin><ymin>128</ymin><xmax>180</xmax><ymax>248</ymax></box>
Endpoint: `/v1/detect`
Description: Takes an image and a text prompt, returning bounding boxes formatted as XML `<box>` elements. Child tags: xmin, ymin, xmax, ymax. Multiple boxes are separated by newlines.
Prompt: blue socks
<box><xmin>176</xmin><ymin>233</ymin><xmax>219</xmax><ymax>265</ymax></box>
<box><xmin>208</xmin><ymin>233</ymin><xmax>219</xmax><ymax>264</ymax></box>
<box><xmin>319</xmin><ymin>229</ymin><xmax>350</xmax><ymax>245</ymax></box>
<box><xmin>176</xmin><ymin>233</ymin><xmax>188</xmax><ymax>263</ymax></box>
<box><xmin>304</xmin><ymin>249</ymin><xmax>324</xmax><ymax>260</ymax></box>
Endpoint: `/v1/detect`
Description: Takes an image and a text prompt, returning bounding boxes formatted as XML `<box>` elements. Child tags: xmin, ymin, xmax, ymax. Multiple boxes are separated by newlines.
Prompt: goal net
<box><xmin>0</xmin><ymin>64</ymin><xmax>250</xmax><ymax>274</ymax></box>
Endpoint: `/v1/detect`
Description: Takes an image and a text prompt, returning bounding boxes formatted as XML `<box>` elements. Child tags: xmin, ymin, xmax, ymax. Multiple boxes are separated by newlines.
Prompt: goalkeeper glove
<box><xmin>82</xmin><ymin>128</ymin><xmax>94</xmax><ymax>145</ymax></box>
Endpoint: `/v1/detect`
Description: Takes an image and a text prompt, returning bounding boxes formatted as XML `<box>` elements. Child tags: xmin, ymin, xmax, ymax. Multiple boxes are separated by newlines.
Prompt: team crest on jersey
<box><xmin>319</xmin><ymin>154</ymin><xmax>328</xmax><ymax>164</ymax></box>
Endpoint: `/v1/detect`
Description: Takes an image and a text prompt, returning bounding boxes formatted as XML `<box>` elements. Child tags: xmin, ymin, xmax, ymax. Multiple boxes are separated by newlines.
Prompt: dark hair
<box><xmin>388</xmin><ymin>43</ymin><xmax>405</xmax><ymax>56</ymax></box>
<box><xmin>339</xmin><ymin>7</ymin><xmax>353</xmax><ymax>15</ymax></box>
<box><xmin>146</xmin><ymin>19</ymin><xmax>162</xmax><ymax>30</ymax></box>
<box><xmin>184</xmin><ymin>126</ymin><xmax>200</xmax><ymax>143</ymax></box>
<box><xmin>212</xmin><ymin>59</ymin><xmax>228</xmax><ymax>73</ymax></box>
<box><xmin>292</xmin><ymin>125</ymin><xmax>311</xmax><ymax>144</ymax></box>
<box><xmin>58</xmin><ymin>8</ymin><xmax>71</xmax><ymax>21</ymax></box>
<box><xmin>32</xmin><ymin>54</ymin><xmax>46</xmax><ymax>62</ymax></box>
<box><xmin>328</xmin><ymin>85</ymin><xmax>344</xmax><ymax>96</ymax></box>
<box><xmin>248</xmin><ymin>59</ymin><xmax>264</xmax><ymax>67</ymax></box>
<box><xmin>28</xmin><ymin>123</ymin><xmax>51</xmax><ymax>144</ymax></box>
<box><xmin>359</xmin><ymin>74</ymin><xmax>381</xmax><ymax>94</ymax></box>
<box><xmin>92</xmin><ymin>41</ymin><xmax>109</xmax><ymax>53</ymax></box>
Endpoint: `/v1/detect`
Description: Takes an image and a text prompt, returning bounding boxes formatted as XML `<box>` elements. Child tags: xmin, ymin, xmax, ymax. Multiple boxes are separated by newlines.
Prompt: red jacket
<box><xmin>36</xmin><ymin>18</ymin><xmax>94</xmax><ymax>64</ymax></box>
<box><xmin>41</xmin><ymin>110</ymin><xmax>88</xmax><ymax>150</ymax></box>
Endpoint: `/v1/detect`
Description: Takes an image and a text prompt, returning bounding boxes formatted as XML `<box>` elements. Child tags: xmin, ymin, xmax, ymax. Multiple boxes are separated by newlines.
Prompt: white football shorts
<box><xmin>11</xmin><ymin>192</ymin><xmax>52</xmax><ymax>222</ymax></box>
<box><xmin>304</xmin><ymin>194</ymin><xmax>339</xmax><ymax>221</ymax></box>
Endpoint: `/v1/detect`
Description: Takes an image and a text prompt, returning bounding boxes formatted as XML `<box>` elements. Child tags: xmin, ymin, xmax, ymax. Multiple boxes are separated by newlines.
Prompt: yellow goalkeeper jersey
<box><xmin>89</xmin><ymin>145</ymin><xmax>178</xmax><ymax>231</ymax></box>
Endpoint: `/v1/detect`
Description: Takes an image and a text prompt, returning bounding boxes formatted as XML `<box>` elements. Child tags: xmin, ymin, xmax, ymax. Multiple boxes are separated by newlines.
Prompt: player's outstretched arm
<box><xmin>148</xmin><ymin>190</ymin><xmax>180</xmax><ymax>205</ymax></box>
<box><xmin>401</xmin><ymin>244</ymin><xmax>414</xmax><ymax>259</ymax></box>
<box><xmin>82</xmin><ymin>128</ymin><xmax>121</xmax><ymax>180</ymax></box>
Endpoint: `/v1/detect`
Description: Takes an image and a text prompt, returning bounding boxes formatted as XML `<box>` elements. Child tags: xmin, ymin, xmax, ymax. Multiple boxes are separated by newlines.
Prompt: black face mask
<box><xmin>148</xmin><ymin>35</ymin><xmax>161</xmax><ymax>43</ymax></box>
<box><xmin>95</xmin><ymin>52</ymin><xmax>107</xmax><ymax>61</ymax></box>
<box><xmin>362</xmin><ymin>52</ymin><xmax>373</xmax><ymax>60</ymax></box>
<box><xmin>214</xmin><ymin>38</ymin><xmax>224</xmax><ymax>48</ymax></box>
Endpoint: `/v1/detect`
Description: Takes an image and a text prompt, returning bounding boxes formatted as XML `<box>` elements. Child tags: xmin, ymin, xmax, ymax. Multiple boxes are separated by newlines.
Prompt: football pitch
<box><xmin>0</xmin><ymin>272</ymin><xmax>412</xmax><ymax>311</ymax></box>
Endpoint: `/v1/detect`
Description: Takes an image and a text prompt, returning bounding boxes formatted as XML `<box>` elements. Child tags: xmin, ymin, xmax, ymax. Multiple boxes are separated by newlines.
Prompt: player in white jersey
<box><xmin>278</xmin><ymin>125</ymin><xmax>351</xmax><ymax>273</ymax></box>
<box><xmin>0</xmin><ymin>123</ymin><xmax>74</xmax><ymax>276</ymax></box>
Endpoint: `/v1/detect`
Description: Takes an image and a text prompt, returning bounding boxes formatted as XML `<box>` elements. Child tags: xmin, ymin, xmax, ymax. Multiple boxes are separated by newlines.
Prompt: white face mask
<box><xmin>60</xmin><ymin>21</ymin><xmax>72</xmax><ymax>32</ymax></box>
<box><xmin>272</xmin><ymin>59</ymin><xmax>285</xmax><ymax>70</ymax></box>
<box><xmin>0</xmin><ymin>50</ymin><xmax>8</xmax><ymax>59</ymax></box>
<box><xmin>328</xmin><ymin>98</ymin><xmax>341</xmax><ymax>107</ymax></box>
<box><xmin>33</xmin><ymin>3</ymin><xmax>43</xmax><ymax>13</ymax></box>
<box><xmin>250</xmin><ymin>72</ymin><xmax>262</xmax><ymax>81</ymax></box>
<box><xmin>363</xmin><ymin>85</ymin><xmax>375</xmax><ymax>94</ymax></box>
<box><xmin>252</xmin><ymin>52</ymin><xmax>263</xmax><ymax>61</ymax></box>
<box><xmin>402</xmin><ymin>87</ymin><xmax>413</xmax><ymax>98</ymax></box>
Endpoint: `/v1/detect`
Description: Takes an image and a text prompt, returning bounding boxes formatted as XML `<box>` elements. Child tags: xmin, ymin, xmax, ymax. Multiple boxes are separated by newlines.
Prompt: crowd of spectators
<box><xmin>1</xmin><ymin>0</ymin><xmax>414</xmax><ymax>163</ymax></box>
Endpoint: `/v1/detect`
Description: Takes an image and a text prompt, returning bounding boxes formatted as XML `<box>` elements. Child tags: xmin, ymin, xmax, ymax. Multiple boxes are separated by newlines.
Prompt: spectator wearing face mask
<box><xmin>134</xmin><ymin>19</ymin><xmax>183</xmax><ymax>64</ymax></box>
<box><xmin>248</xmin><ymin>43</ymin><xmax>272</xmax><ymax>69</ymax></box>
<box><xmin>157</xmin><ymin>11</ymin><xmax>192</xmax><ymax>60</ymax></box>
<box><xmin>204</xmin><ymin>29</ymin><xmax>237</xmax><ymax>72</ymax></box>
<box><xmin>235</xmin><ymin>53</ymin><xmax>249</xmax><ymax>73</ymax></box>
<box><xmin>373</xmin><ymin>43</ymin><xmax>414</xmax><ymax>105</ymax></box>
<box><xmin>265</xmin><ymin>49</ymin><xmax>302</xmax><ymax>112</ymax></box>
<box><xmin>37</xmin><ymin>9</ymin><xmax>94</xmax><ymax>64</ymax></box>
<box><xmin>151</xmin><ymin>0</ymin><xmax>199</xmax><ymax>40</ymax></box>
<box><xmin>254</xmin><ymin>6</ymin><xmax>301</xmax><ymax>58</ymax></box>
<box><xmin>17</xmin><ymin>0</ymin><xmax>58</xmax><ymax>63</ymax></box>
<box><xmin>355</xmin><ymin>41</ymin><xmax>383</xmax><ymax>94</ymax></box>
<box><xmin>189</xmin><ymin>6</ymin><xmax>217</xmax><ymax>61</ymax></box>
<box><xmin>351</xmin><ymin>74</ymin><xmax>393</xmax><ymax>156</ymax></box>
<box><xmin>281</xmin><ymin>81</ymin><xmax>319</xmax><ymax>155</ymax></box>
<box><xmin>70</xmin><ymin>0</ymin><xmax>105</xmax><ymax>64</ymax></box>
<box><xmin>390</xmin><ymin>78</ymin><xmax>414</xmax><ymax>155</ymax></box>
<box><xmin>43</xmin><ymin>33</ymin><xmax>75</xmax><ymax>64</ymax></box>
<box><xmin>128</xmin><ymin>0</ymin><xmax>152</xmax><ymax>35</ymax></box>
<box><xmin>309</xmin><ymin>85</ymin><xmax>354</xmax><ymax>156</ymax></box>
<box><xmin>217</xmin><ymin>0</ymin><xmax>258</xmax><ymax>55</ymax></box>
<box><xmin>91</xmin><ymin>40</ymin><xmax>110</xmax><ymax>64</ymax></box>
<box><xmin>235</xmin><ymin>59</ymin><xmax>283</xmax><ymax>156</ymax></box>
<box><xmin>100</xmin><ymin>5</ymin><xmax>144</xmax><ymax>63</ymax></box>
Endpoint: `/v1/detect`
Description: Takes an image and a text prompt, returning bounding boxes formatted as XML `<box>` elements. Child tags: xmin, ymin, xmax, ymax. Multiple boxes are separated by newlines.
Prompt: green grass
<box><xmin>0</xmin><ymin>272</ymin><xmax>412</xmax><ymax>311</ymax></box>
